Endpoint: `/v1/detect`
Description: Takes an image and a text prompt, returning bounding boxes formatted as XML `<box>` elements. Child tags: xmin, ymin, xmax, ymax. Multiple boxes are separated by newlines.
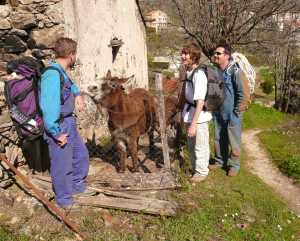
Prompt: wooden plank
<box><xmin>87</xmin><ymin>171</ymin><xmax>178</xmax><ymax>189</ymax></box>
<box><xmin>75</xmin><ymin>196</ymin><xmax>178</xmax><ymax>216</ymax></box>
<box><xmin>0</xmin><ymin>154</ymin><xmax>86</xmax><ymax>241</ymax></box>
<box><xmin>91</xmin><ymin>185</ymin><xmax>178</xmax><ymax>192</ymax></box>
<box><xmin>155</xmin><ymin>73</ymin><xmax>170</xmax><ymax>169</ymax></box>
<box><xmin>88</xmin><ymin>186</ymin><xmax>158</xmax><ymax>201</ymax></box>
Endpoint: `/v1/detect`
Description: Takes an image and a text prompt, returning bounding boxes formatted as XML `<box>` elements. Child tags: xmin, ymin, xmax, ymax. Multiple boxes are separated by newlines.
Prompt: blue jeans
<box><xmin>213</xmin><ymin>113</ymin><xmax>242</xmax><ymax>171</ymax></box>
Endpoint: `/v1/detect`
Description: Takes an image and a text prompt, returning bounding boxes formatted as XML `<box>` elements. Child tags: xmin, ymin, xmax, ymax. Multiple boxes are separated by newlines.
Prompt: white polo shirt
<box><xmin>182</xmin><ymin>68</ymin><xmax>212</xmax><ymax>124</ymax></box>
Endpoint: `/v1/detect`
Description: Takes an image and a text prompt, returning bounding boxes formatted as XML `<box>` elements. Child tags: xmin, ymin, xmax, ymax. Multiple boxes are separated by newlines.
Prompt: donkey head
<box><xmin>87</xmin><ymin>70</ymin><xmax>134</xmax><ymax>107</ymax></box>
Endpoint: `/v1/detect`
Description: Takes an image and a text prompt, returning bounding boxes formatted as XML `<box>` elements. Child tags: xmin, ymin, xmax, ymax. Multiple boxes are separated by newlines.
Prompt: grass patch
<box><xmin>259</xmin><ymin>68</ymin><xmax>273</xmax><ymax>83</ymax></box>
<box><xmin>0</xmin><ymin>228</ymin><xmax>29</xmax><ymax>241</ymax></box>
<box><xmin>243</xmin><ymin>103</ymin><xmax>285</xmax><ymax>130</ymax></box>
<box><xmin>259</xmin><ymin>118</ymin><xmax>300</xmax><ymax>183</ymax></box>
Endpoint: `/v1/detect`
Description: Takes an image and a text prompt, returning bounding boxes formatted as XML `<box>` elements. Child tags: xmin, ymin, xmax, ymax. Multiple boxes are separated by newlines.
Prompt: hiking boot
<box><xmin>227</xmin><ymin>168</ymin><xmax>239</xmax><ymax>177</ymax></box>
<box><xmin>190</xmin><ymin>174</ymin><xmax>207</xmax><ymax>183</ymax></box>
<box><xmin>73</xmin><ymin>188</ymin><xmax>97</xmax><ymax>198</ymax></box>
<box><xmin>61</xmin><ymin>203</ymin><xmax>81</xmax><ymax>213</ymax></box>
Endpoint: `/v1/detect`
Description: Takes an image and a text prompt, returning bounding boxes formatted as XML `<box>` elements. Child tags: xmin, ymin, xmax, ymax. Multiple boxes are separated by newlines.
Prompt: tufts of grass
<box><xmin>259</xmin><ymin>119</ymin><xmax>300</xmax><ymax>183</ymax></box>
<box><xmin>243</xmin><ymin>103</ymin><xmax>285</xmax><ymax>130</ymax></box>
<box><xmin>0</xmin><ymin>228</ymin><xmax>29</xmax><ymax>241</ymax></box>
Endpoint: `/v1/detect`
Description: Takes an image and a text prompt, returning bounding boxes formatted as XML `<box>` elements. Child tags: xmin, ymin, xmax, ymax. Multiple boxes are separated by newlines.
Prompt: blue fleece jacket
<box><xmin>39</xmin><ymin>62</ymin><xmax>80</xmax><ymax>138</ymax></box>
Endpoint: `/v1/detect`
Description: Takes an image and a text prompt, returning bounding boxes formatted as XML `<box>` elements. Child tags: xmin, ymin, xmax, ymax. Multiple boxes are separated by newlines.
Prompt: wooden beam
<box><xmin>75</xmin><ymin>195</ymin><xmax>177</xmax><ymax>216</ymax></box>
<box><xmin>155</xmin><ymin>73</ymin><xmax>170</xmax><ymax>169</ymax></box>
<box><xmin>0</xmin><ymin>154</ymin><xmax>86</xmax><ymax>241</ymax></box>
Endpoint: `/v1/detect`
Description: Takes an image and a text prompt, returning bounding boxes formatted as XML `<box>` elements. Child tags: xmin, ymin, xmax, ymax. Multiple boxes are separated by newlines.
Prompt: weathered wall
<box><xmin>63</xmin><ymin>0</ymin><xmax>148</xmax><ymax>90</ymax></box>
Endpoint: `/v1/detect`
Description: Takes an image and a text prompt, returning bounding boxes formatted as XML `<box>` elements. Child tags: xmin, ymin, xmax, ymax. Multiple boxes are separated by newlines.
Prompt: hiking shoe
<box><xmin>208</xmin><ymin>163</ymin><xmax>222</xmax><ymax>171</ymax></box>
<box><xmin>227</xmin><ymin>168</ymin><xmax>239</xmax><ymax>177</ymax></box>
<box><xmin>61</xmin><ymin>203</ymin><xmax>81</xmax><ymax>213</ymax></box>
<box><xmin>190</xmin><ymin>174</ymin><xmax>207</xmax><ymax>183</ymax></box>
<box><xmin>73</xmin><ymin>188</ymin><xmax>97</xmax><ymax>198</ymax></box>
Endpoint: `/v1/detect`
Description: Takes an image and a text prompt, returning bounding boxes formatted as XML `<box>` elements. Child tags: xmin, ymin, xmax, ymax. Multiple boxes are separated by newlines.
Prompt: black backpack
<box><xmin>185</xmin><ymin>65</ymin><xmax>225</xmax><ymax>112</ymax></box>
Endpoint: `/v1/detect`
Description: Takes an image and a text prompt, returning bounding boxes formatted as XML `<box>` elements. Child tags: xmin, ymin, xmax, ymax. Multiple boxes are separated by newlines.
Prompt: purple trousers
<box><xmin>45</xmin><ymin>116</ymin><xmax>89</xmax><ymax>207</ymax></box>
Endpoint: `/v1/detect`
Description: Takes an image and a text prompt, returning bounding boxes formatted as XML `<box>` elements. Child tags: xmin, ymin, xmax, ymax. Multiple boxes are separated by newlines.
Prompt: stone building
<box><xmin>0</xmin><ymin>0</ymin><xmax>148</xmax><ymax>90</ymax></box>
<box><xmin>146</xmin><ymin>10</ymin><xmax>169</xmax><ymax>32</ymax></box>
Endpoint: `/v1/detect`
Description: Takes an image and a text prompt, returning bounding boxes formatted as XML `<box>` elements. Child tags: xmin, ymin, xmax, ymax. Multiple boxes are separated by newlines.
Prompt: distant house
<box><xmin>146</xmin><ymin>10</ymin><xmax>169</xmax><ymax>32</ymax></box>
<box><xmin>275</xmin><ymin>12</ymin><xmax>300</xmax><ymax>31</ymax></box>
<box><xmin>275</xmin><ymin>12</ymin><xmax>300</xmax><ymax>47</ymax></box>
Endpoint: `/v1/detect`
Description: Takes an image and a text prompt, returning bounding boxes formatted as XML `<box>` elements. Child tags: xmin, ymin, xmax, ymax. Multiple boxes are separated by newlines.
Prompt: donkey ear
<box><xmin>106</xmin><ymin>70</ymin><xmax>112</xmax><ymax>80</ymax></box>
<box><xmin>117</xmin><ymin>74</ymin><xmax>134</xmax><ymax>84</ymax></box>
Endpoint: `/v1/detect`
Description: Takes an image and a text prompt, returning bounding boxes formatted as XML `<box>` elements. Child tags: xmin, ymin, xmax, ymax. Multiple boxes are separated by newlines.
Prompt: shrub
<box><xmin>261</xmin><ymin>80</ymin><xmax>274</xmax><ymax>94</ymax></box>
<box><xmin>259</xmin><ymin>68</ymin><xmax>274</xmax><ymax>94</ymax></box>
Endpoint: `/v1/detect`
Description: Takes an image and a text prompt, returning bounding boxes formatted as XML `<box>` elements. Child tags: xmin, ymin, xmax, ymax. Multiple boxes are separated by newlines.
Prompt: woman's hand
<box><xmin>187</xmin><ymin>123</ymin><xmax>197</xmax><ymax>137</ymax></box>
<box><xmin>57</xmin><ymin>133</ymin><xmax>68</xmax><ymax>146</ymax></box>
<box><xmin>75</xmin><ymin>95</ymin><xmax>85</xmax><ymax>112</ymax></box>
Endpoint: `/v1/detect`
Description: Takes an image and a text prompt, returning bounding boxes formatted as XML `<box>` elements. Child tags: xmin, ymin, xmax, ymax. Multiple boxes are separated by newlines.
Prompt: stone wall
<box><xmin>0</xmin><ymin>0</ymin><xmax>148</xmax><ymax>90</ymax></box>
<box><xmin>0</xmin><ymin>0</ymin><xmax>63</xmax><ymax>75</ymax></box>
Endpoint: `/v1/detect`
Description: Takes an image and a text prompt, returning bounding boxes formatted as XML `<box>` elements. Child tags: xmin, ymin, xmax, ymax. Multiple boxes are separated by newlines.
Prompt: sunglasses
<box><xmin>214</xmin><ymin>52</ymin><xmax>225</xmax><ymax>56</ymax></box>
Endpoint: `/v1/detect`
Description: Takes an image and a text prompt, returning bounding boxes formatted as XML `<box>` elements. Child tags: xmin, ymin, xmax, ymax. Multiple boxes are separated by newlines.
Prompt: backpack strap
<box><xmin>41</xmin><ymin>66</ymin><xmax>66</xmax><ymax>105</ymax></box>
<box><xmin>184</xmin><ymin>65</ymin><xmax>205</xmax><ymax>111</ymax></box>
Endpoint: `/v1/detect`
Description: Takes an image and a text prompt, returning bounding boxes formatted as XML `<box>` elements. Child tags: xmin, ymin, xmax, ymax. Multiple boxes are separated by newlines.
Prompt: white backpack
<box><xmin>232</xmin><ymin>52</ymin><xmax>256</xmax><ymax>94</ymax></box>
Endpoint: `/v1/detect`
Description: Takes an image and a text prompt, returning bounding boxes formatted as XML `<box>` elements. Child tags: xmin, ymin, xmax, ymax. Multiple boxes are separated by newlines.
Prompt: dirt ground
<box><xmin>0</xmin><ymin>133</ymin><xmax>179</xmax><ymax>240</ymax></box>
<box><xmin>243</xmin><ymin>129</ymin><xmax>300</xmax><ymax>215</ymax></box>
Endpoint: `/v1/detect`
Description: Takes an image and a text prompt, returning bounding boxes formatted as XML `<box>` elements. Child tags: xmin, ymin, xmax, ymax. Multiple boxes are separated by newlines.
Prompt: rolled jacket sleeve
<box><xmin>71</xmin><ymin>84</ymin><xmax>80</xmax><ymax>96</ymax></box>
<box><xmin>40</xmin><ymin>70</ymin><xmax>62</xmax><ymax>138</ymax></box>
<box><xmin>232</xmin><ymin>69</ymin><xmax>244</xmax><ymax>113</ymax></box>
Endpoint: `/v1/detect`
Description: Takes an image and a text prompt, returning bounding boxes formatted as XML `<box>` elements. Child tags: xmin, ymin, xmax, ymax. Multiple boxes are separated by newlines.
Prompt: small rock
<box><xmin>45</xmin><ymin>4</ymin><xmax>63</xmax><ymax>24</ymax></box>
<box><xmin>37</xmin><ymin>21</ymin><xmax>45</xmax><ymax>28</ymax></box>
<box><xmin>9</xmin><ymin>28</ymin><xmax>28</xmax><ymax>37</ymax></box>
<box><xmin>3</xmin><ymin>35</ymin><xmax>27</xmax><ymax>53</ymax></box>
<box><xmin>32</xmin><ymin>49</ymin><xmax>45</xmax><ymax>59</ymax></box>
<box><xmin>0</xmin><ymin>19</ymin><xmax>11</xmax><ymax>30</ymax></box>
<box><xmin>10</xmin><ymin>11</ymin><xmax>37</xmax><ymax>30</ymax></box>
<box><xmin>19</xmin><ymin>0</ymin><xmax>34</xmax><ymax>4</ymax></box>
<box><xmin>44</xmin><ymin>21</ymin><xmax>54</xmax><ymax>28</ymax></box>
<box><xmin>35</xmin><ymin>13</ymin><xmax>47</xmax><ymax>21</ymax></box>
<box><xmin>0</xmin><ymin>5</ymin><xmax>11</xmax><ymax>18</ymax></box>
<box><xmin>30</xmin><ymin>25</ymin><xmax>64</xmax><ymax>48</ymax></box>
<box><xmin>8</xmin><ymin>216</ymin><xmax>21</xmax><ymax>225</ymax></box>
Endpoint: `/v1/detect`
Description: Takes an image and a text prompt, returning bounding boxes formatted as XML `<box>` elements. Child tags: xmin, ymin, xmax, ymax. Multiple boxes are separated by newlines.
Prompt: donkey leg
<box><xmin>149</xmin><ymin>126</ymin><xmax>155</xmax><ymax>154</ymax></box>
<box><xmin>116</xmin><ymin>140</ymin><xmax>127</xmax><ymax>173</ymax></box>
<box><xmin>128</xmin><ymin>137</ymin><xmax>139</xmax><ymax>172</ymax></box>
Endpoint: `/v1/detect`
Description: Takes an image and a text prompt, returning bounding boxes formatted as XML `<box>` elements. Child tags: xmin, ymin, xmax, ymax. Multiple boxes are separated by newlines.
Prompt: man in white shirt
<box><xmin>181</xmin><ymin>43</ymin><xmax>212</xmax><ymax>183</ymax></box>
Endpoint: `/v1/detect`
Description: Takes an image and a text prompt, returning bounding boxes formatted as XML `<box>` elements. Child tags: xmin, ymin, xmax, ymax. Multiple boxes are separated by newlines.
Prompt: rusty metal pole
<box><xmin>0</xmin><ymin>154</ymin><xmax>86</xmax><ymax>241</ymax></box>
<box><xmin>155</xmin><ymin>73</ymin><xmax>170</xmax><ymax>169</ymax></box>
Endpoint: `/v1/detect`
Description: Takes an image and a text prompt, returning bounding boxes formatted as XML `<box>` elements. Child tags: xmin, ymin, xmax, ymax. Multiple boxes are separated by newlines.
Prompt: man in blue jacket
<box><xmin>210</xmin><ymin>43</ymin><xmax>244</xmax><ymax>177</ymax></box>
<box><xmin>40</xmin><ymin>37</ymin><xmax>90</xmax><ymax>208</ymax></box>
